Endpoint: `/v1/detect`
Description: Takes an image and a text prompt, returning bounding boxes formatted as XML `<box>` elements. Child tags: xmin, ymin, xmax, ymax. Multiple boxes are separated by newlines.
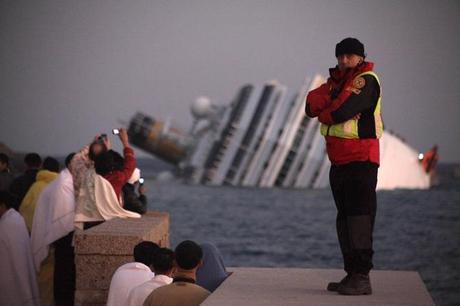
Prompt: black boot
<box><xmin>338</xmin><ymin>273</ymin><xmax>372</xmax><ymax>295</ymax></box>
<box><xmin>327</xmin><ymin>274</ymin><xmax>351</xmax><ymax>292</ymax></box>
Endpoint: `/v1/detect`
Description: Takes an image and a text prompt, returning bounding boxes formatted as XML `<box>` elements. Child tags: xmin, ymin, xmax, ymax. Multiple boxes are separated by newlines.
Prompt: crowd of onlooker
<box><xmin>0</xmin><ymin>129</ymin><xmax>227</xmax><ymax>306</ymax></box>
<box><xmin>107</xmin><ymin>240</ymin><xmax>228</xmax><ymax>306</ymax></box>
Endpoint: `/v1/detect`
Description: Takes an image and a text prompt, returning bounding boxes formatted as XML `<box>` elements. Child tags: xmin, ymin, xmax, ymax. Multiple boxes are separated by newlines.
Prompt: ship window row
<box><xmin>275</xmin><ymin>150</ymin><xmax>297</xmax><ymax>185</ymax></box>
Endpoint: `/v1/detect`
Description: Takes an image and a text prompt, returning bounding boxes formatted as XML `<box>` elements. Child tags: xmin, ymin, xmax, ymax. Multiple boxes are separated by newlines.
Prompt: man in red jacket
<box><xmin>306</xmin><ymin>38</ymin><xmax>382</xmax><ymax>295</ymax></box>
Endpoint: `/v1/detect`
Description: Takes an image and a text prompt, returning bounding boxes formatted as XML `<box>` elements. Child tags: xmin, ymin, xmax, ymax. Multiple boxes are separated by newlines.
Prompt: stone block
<box><xmin>74</xmin><ymin>211</ymin><xmax>169</xmax><ymax>306</ymax></box>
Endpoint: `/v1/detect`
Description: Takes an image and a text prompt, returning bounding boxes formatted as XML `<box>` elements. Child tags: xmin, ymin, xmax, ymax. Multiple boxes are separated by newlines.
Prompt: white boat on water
<box><xmin>127</xmin><ymin>75</ymin><xmax>437</xmax><ymax>190</ymax></box>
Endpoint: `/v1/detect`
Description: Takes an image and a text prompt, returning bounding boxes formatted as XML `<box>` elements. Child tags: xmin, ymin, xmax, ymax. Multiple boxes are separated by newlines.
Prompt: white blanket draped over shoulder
<box><xmin>0</xmin><ymin>209</ymin><xmax>41</xmax><ymax>306</ymax></box>
<box><xmin>31</xmin><ymin>168</ymin><xmax>76</xmax><ymax>271</ymax></box>
<box><xmin>31</xmin><ymin>168</ymin><xmax>140</xmax><ymax>271</ymax></box>
<box><xmin>74</xmin><ymin>168</ymin><xmax>140</xmax><ymax>227</ymax></box>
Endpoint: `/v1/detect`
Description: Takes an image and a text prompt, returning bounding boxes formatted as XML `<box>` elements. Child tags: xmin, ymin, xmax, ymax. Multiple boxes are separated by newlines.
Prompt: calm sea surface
<box><xmin>141</xmin><ymin>161</ymin><xmax>460</xmax><ymax>306</ymax></box>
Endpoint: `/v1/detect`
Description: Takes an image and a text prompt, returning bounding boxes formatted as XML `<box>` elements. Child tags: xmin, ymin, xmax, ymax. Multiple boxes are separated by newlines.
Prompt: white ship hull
<box><xmin>128</xmin><ymin>75</ymin><xmax>434</xmax><ymax>190</ymax></box>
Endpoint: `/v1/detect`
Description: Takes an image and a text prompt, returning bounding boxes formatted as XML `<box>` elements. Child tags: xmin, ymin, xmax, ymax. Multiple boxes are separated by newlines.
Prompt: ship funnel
<box><xmin>127</xmin><ymin>113</ymin><xmax>190</xmax><ymax>165</ymax></box>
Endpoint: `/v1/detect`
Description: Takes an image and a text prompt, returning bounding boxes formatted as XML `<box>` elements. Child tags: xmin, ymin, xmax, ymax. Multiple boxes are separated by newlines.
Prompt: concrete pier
<box><xmin>201</xmin><ymin>267</ymin><xmax>435</xmax><ymax>306</ymax></box>
<box><xmin>72</xmin><ymin>213</ymin><xmax>435</xmax><ymax>306</ymax></box>
<box><xmin>74</xmin><ymin>212</ymin><xmax>170</xmax><ymax>306</ymax></box>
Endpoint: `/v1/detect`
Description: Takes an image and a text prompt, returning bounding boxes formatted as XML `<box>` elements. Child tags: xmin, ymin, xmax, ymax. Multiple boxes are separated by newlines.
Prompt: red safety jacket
<box><xmin>306</xmin><ymin>62</ymin><xmax>380</xmax><ymax>166</ymax></box>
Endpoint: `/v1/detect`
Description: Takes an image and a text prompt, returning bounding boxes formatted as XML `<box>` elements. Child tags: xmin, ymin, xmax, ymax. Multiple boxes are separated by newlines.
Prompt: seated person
<box><xmin>123</xmin><ymin>168</ymin><xmax>147</xmax><ymax>214</ymax></box>
<box><xmin>197</xmin><ymin>242</ymin><xmax>230</xmax><ymax>292</ymax></box>
<box><xmin>107</xmin><ymin>241</ymin><xmax>159</xmax><ymax>306</ymax></box>
<box><xmin>126</xmin><ymin>247</ymin><xmax>174</xmax><ymax>306</ymax></box>
<box><xmin>143</xmin><ymin>240</ymin><xmax>210</xmax><ymax>306</ymax></box>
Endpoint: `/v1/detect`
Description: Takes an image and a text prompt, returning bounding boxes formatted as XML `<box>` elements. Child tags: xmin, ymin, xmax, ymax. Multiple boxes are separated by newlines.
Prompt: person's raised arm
<box><xmin>117</xmin><ymin>129</ymin><xmax>136</xmax><ymax>182</ymax></box>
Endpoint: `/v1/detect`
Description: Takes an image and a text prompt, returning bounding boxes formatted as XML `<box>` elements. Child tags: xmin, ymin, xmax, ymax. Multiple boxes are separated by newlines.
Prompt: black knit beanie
<box><xmin>335</xmin><ymin>38</ymin><xmax>366</xmax><ymax>58</ymax></box>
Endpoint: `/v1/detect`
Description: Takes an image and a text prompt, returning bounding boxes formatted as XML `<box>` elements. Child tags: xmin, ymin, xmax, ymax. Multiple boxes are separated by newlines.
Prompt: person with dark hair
<box><xmin>9</xmin><ymin>152</ymin><xmax>42</xmax><ymax>208</ymax></box>
<box><xmin>152</xmin><ymin>248</ymin><xmax>174</xmax><ymax>276</ymax></box>
<box><xmin>106</xmin><ymin>241</ymin><xmax>159</xmax><ymax>306</ymax></box>
<box><xmin>306</xmin><ymin>38</ymin><xmax>382</xmax><ymax>295</ymax></box>
<box><xmin>65</xmin><ymin>152</ymin><xmax>76</xmax><ymax>169</ymax></box>
<box><xmin>126</xmin><ymin>248</ymin><xmax>174</xmax><ymax>306</ymax></box>
<box><xmin>42</xmin><ymin>156</ymin><xmax>60</xmax><ymax>173</ymax></box>
<box><xmin>22</xmin><ymin>153</ymin><xmax>42</xmax><ymax>169</ymax></box>
<box><xmin>0</xmin><ymin>191</ymin><xmax>40</xmax><ymax>306</ymax></box>
<box><xmin>123</xmin><ymin>168</ymin><xmax>148</xmax><ymax>214</ymax></box>
<box><xmin>143</xmin><ymin>240</ymin><xmax>210</xmax><ymax>306</ymax></box>
<box><xmin>0</xmin><ymin>152</ymin><xmax>14</xmax><ymax>191</ymax></box>
<box><xmin>197</xmin><ymin>243</ymin><xmax>230</xmax><ymax>292</ymax></box>
<box><xmin>133</xmin><ymin>241</ymin><xmax>159</xmax><ymax>266</ymax></box>
<box><xmin>19</xmin><ymin>156</ymin><xmax>60</xmax><ymax>232</ymax></box>
<box><xmin>94</xmin><ymin>128</ymin><xmax>136</xmax><ymax>202</ymax></box>
<box><xmin>94</xmin><ymin>150</ymin><xmax>122</xmax><ymax>177</ymax></box>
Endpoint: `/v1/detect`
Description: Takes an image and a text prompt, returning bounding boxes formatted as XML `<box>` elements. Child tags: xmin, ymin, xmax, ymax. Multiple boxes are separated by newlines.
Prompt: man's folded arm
<box><xmin>318</xmin><ymin>75</ymin><xmax>378</xmax><ymax>125</ymax></box>
<box><xmin>305</xmin><ymin>83</ymin><xmax>330</xmax><ymax>118</ymax></box>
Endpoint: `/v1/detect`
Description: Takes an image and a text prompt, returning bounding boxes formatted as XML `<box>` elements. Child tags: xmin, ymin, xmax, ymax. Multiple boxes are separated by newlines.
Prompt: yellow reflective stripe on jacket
<box><xmin>320</xmin><ymin>71</ymin><xmax>382</xmax><ymax>139</ymax></box>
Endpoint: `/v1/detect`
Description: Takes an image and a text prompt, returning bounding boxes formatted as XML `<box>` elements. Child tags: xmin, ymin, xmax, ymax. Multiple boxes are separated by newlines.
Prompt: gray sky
<box><xmin>1</xmin><ymin>0</ymin><xmax>459</xmax><ymax>162</ymax></box>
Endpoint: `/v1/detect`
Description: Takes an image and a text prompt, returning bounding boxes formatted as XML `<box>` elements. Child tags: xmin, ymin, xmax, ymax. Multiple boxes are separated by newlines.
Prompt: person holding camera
<box><xmin>70</xmin><ymin>133</ymin><xmax>110</xmax><ymax>193</ymax></box>
<box><xmin>122</xmin><ymin>168</ymin><xmax>148</xmax><ymax>215</ymax></box>
<box><xmin>73</xmin><ymin>128</ymin><xmax>140</xmax><ymax>230</ymax></box>
<box><xmin>94</xmin><ymin>128</ymin><xmax>136</xmax><ymax>202</ymax></box>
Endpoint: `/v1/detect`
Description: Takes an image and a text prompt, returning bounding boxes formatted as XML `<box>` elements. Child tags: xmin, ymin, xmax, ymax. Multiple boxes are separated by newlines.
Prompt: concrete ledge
<box><xmin>74</xmin><ymin>211</ymin><xmax>170</xmax><ymax>255</ymax></box>
<box><xmin>74</xmin><ymin>211</ymin><xmax>170</xmax><ymax>306</ymax></box>
<box><xmin>201</xmin><ymin>268</ymin><xmax>435</xmax><ymax>306</ymax></box>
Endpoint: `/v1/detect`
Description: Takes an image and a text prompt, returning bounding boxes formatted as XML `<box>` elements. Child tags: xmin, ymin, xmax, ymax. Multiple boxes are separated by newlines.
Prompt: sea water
<box><xmin>142</xmin><ymin>162</ymin><xmax>460</xmax><ymax>306</ymax></box>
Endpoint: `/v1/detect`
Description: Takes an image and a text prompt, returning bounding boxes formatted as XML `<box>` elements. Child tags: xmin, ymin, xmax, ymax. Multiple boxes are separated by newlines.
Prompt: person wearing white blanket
<box><xmin>32</xmin><ymin>148</ymin><xmax>141</xmax><ymax>305</ymax></box>
<box><xmin>30</xmin><ymin>154</ymin><xmax>76</xmax><ymax>271</ymax></box>
<box><xmin>31</xmin><ymin>153</ymin><xmax>77</xmax><ymax>305</ymax></box>
<box><xmin>0</xmin><ymin>191</ymin><xmax>40</xmax><ymax>306</ymax></box>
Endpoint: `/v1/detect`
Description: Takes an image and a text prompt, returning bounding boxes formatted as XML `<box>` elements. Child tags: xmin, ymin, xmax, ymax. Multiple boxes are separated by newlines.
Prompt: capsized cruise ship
<box><xmin>127</xmin><ymin>75</ymin><xmax>438</xmax><ymax>190</ymax></box>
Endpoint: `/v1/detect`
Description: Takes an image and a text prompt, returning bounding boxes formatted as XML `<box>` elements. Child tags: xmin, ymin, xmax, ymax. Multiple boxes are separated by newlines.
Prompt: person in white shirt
<box><xmin>126</xmin><ymin>248</ymin><xmax>174</xmax><ymax>306</ymax></box>
<box><xmin>106</xmin><ymin>241</ymin><xmax>159</xmax><ymax>306</ymax></box>
<box><xmin>0</xmin><ymin>191</ymin><xmax>40</xmax><ymax>306</ymax></box>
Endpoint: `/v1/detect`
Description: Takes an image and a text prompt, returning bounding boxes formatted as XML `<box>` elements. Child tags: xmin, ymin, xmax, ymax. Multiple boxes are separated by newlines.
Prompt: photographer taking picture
<box><xmin>94</xmin><ymin>128</ymin><xmax>137</xmax><ymax>203</ymax></box>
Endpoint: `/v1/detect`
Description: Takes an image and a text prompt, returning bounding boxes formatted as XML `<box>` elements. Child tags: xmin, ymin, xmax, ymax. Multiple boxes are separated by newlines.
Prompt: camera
<box><xmin>95</xmin><ymin>134</ymin><xmax>107</xmax><ymax>144</ymax></box>
<box><xmin>139</xmin><ymin>177</ymin><xmax>145</xmax><ymax>185</ymax></box>
<box><xmin>112</xmin><ymin>129</ymin><xmax>120</xmax><ymax>135</ymax></box>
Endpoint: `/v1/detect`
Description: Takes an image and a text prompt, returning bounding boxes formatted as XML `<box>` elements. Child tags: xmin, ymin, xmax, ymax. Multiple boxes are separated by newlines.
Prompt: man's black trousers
<box><xmin>54</xmin><ymin>231</ymin><xmax>75</xmax><ymax>306</ymax></box>
<box><xmin>329</xmin><ymin>161</ymin><xmax>378</xmax><ymax>275</ymax></box>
